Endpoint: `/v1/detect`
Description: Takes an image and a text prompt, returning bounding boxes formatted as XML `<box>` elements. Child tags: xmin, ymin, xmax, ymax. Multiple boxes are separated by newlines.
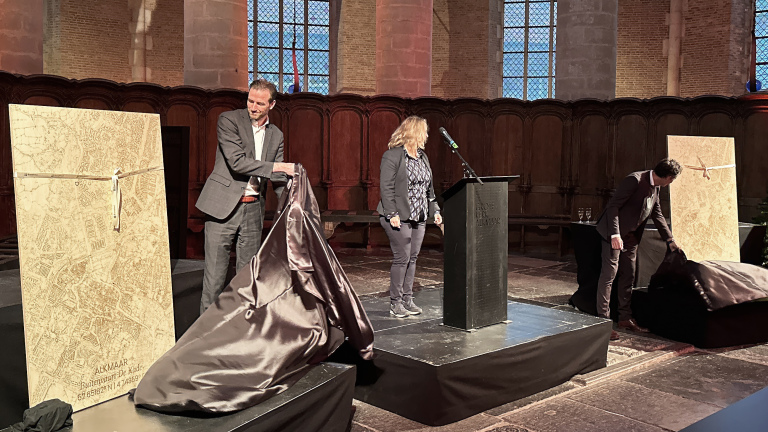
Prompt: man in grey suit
<box><xmin>196</xmin><ymin>79</ymin><xmax>295</xmax><ymax>313</ymax></box>
<box><xmin>595</xmin><ymin>158</ymin><xmax>682</xmax><ymax>340</ymax></box>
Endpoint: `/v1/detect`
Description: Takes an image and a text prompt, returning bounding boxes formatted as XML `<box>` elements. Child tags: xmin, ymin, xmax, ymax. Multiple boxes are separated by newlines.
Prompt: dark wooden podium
<box><xmin>441</xmin><ymin>176</ymin><xmax>519</xmax><ymax>330</ymax></box>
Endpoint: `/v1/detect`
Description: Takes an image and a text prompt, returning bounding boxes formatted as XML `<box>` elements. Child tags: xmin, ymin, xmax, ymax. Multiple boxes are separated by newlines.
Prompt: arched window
<box><xmin>502</xmin><ymin>0</ymin><xmax>557</xmax><ymax>100</ymax></box>
<box><xmin>248</xmin><ymin>0</ymin><xmax>331</xmax><ymax>94</ymax></box>
<box><xmin>757</xmin><ymin>0</ymin><xmax>767</xmax><ymax>86</ymax></box>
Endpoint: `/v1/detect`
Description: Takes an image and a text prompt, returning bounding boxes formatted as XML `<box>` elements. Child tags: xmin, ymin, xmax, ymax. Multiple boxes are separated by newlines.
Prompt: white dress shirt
<box><xmin>243</xmin><ymin>119</ymin><xmax>268</xmax><ymax>197</ymax></box>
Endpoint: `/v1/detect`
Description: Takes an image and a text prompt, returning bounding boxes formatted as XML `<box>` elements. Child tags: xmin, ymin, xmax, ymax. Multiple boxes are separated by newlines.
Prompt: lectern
<box><xmin>442</xmin><ymin>176</ymin><xmax>519</xmax><ymax>330</ymax></box>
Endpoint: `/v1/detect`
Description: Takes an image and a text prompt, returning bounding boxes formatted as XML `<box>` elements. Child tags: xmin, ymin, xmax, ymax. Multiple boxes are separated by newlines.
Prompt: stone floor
<box><xmin>334</xmin><ymin>247</ymin><xmax>768</xmax><ymax>432</ymax></box>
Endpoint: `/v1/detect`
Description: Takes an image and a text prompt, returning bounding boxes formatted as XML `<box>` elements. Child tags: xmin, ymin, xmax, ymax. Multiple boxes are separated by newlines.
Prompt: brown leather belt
<box><xmin>239</xmin><ymin>196</ymin><xmax>258</xmax><ymax>203</ymax></box>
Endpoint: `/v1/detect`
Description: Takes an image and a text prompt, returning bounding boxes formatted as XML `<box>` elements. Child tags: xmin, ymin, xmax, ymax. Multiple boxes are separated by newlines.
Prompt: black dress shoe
<box><xmin>617</xmin><ymin>318</ymin><xmax>649</xmax><ymax>333</ymax></box>
<box><xmin>610</xmin><ymin>330</ymin><xmax>620</xmax><ymax>341</ymax></box>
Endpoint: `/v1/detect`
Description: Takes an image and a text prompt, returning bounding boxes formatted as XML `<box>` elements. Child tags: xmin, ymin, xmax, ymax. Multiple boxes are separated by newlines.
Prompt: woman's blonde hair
<box><xmin>387</xmin><ymin>116</ymin><xmax>428</xmax><ymax>152</ymax></box>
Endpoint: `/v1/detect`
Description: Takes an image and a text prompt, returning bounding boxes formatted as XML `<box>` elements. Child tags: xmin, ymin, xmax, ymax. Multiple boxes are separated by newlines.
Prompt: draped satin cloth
<box><xmin>133</xmin><ymin>166</ymin><xmax>374</xmax><ymax>413</ymax></box>
<box><xmin>649</xmin><ymin>249</ymin><xmax>768</xmax><ymax>311</ymax></box>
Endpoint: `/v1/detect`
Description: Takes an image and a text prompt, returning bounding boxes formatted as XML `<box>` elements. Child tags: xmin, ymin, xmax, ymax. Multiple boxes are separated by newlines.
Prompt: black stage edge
<box><xmin>61</xmin><ymin>363</ymin><xmax>355</xmax><ymax>432</ymax></box>
<box><xmin>330</xmin><ymin>287</ymin><xmax>611</xmax><ymax>426</ymax></box>
<box><xmin>680</xmin><ymin>386</ymin><xmax>768</xmax><ymax>432</ymax></box>
<box><xmin>1</xmin><ymin>261</ymin><xmax>356</xmax><ymax>432</ymax></box>
<box><xmin>632</xmin><ymin>288</ymin><xmax>768</xmax><ymax>348</ymax></box>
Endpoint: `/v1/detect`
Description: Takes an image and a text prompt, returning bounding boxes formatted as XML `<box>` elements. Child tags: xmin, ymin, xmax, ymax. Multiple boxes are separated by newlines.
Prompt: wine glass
<box><xmin>577</xmin><ymin>208</ymin><xmax>584</xmax><ymax>223</ymax></box>
<box><xmin>585</xmin><ymin>208</ymin><xmax>592</xmax><ymax>223</ymax></box>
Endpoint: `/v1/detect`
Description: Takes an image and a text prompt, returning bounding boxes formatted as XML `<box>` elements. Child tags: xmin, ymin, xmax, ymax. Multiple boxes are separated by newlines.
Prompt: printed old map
<box><xmin>668</xmin><ymin>135</ymin><xmax>740</xmax><ymax>262</ymax></box>
<box><xmin>9</xmin><ymin>105</ymin><xmax>175</xmax><ymax>411</ymax></box>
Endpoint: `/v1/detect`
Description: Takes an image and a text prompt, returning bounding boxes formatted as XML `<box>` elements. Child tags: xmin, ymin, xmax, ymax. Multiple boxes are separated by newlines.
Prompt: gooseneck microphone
<box><xmin>438</xmin><ymin>127</ymin><xmax>458</xmax><ymax>149</ymax></box>
<box><xmin>439</xmin><ymin>126</ymin><xmax>483</xmax><ymax>184</ymax></box>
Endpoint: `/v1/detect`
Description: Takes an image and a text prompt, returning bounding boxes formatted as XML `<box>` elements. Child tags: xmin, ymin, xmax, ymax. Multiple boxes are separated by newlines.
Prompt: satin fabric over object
<box><xmin>649</xmin><ymin>249</ymin><xmax>768</xmax><ymax>311</ymax></box>
<box><xmin>133</xmin><ymin>166</ymin><xmax>374</xmax><ymax>413</ymax></box>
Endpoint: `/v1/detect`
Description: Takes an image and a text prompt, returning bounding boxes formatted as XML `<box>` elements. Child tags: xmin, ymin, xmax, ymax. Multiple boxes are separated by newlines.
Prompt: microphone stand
<box><xmin>447</xmin><ymin>143</ymin><xmax>483</xmax><ymax>185</ymax></box>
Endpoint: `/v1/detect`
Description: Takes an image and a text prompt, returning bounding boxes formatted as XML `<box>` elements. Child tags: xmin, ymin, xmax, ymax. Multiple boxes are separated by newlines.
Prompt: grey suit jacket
<box><xmin>595</xmin><ymin>170</ymin><xmax>673</xmax><ymax>242</ymax></box>
<box><xmin>376</xmin><ymin>147</ymin><xmax>439</xmax><ymax>220</ymax></box>
<box><xmin>195</xmin><ymin>108</ymin><xmax>288</xmax><ymax>220</ymax></box>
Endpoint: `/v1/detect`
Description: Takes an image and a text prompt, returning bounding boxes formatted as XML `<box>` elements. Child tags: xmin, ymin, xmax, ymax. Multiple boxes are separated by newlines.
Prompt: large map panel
<box><xmin>668</xmin><ymin>135</ymin><xmax>740</xmax><ymax>262</ymax></box>
<box><xmin>9</xmin><ymin>105</ymin><xmax>175</xmax><ymax>411</ymax></box>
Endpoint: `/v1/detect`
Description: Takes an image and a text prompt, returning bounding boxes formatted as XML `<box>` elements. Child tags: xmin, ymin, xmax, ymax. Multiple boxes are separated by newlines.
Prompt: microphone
<box><xmin>439</xmin><ymin>127</ymin><xmax>458</xmax><ymax>149</ymax></box>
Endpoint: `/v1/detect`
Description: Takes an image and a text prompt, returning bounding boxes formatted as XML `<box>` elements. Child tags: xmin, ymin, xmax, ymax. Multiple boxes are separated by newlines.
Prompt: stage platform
<box><xmin>0</xmin><ymin>261</ymin><xmax>357</xmax><ymax>432</ymax></box>
<box><xmin>70</xmin><ymin>363</ymin><xmax>355</xmax><ymax>432</ymax></box>
<box><xmin>0</xmin><ymin>362</ymin><xmax>354</xmax><ymax>432</ymax></box>
<box><xmin>331</xmin><ymin>287</ymin><xmax>611</xmax><ymax>426</ymax></box>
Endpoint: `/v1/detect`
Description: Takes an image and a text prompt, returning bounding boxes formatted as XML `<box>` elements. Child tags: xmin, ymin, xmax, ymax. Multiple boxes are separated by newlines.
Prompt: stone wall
<box><xmin>42</xmin><ymin>0</ymin><xmax>183</xmax><ymax>87</ymax></box>
<box><xmin>0</xmin><ymin>0</ymin><xmax>43</xmax><ymax>75</ymax></box>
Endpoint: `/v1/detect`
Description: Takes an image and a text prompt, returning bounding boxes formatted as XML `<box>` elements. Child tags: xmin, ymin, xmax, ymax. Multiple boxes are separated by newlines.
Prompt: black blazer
<box><xmin>376</xmin><ymin>147</ymin><xmax>439</xmax><ymax>220</ymax></box>
<box><xmin>595</xmin><ymin>170</ymin><xmax>673</xmax><ymax>242</ymax></box>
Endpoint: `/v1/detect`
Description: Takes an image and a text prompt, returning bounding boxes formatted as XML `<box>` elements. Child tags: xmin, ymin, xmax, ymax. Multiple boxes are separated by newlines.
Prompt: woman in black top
<box><xmin>376</xmin><ymin>116</ymin><xmax>442</xmax><ymax>318</ymax></box>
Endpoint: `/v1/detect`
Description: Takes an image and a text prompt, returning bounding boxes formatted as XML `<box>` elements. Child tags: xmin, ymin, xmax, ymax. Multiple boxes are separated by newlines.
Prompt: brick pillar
<box><xmin>0</xmin><ymin>0</ymin><xmax>43</xmax><ymax>74</ymax></box>
<box><xmin>376</xmin><ymin>0</ymin><xmax>433</xmax><ymax>97</ymax></box>
<box><xmin>555</xmin><ymin>0</ymin><xmax>618</xmax><ymax>100</ymax></box>
<box><xmin>184</xmin><ymin>0</ymin><xmax>248</xmax><ymax>89</ymax></box>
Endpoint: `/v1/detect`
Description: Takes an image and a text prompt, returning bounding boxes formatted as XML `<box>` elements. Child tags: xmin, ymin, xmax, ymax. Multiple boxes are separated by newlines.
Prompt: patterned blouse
<box><xmin>405</xmin><ymin>148</ymin><xmax>431</xmax><ymax>221</ymax></box>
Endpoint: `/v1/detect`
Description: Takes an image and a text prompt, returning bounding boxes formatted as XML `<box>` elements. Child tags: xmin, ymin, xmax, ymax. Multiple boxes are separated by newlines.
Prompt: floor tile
<box><xmin>566</xmin><ymin>380</ymin><xmax>720</xmax><ymax>431</ymax></box>
<box><xmin>352</xmin><ymin>400</ymin><xmax>500</xmax><ymax>432</ymax></box>
<box><xmin>717</xmin><ymin>344</ymin><xmax>768</xmax><ymax>367</ymax></box>
<box><xmin>501</xmin><ymin>398</ymin><xmax>666</xmax><ymax>432</ymax></box>
<box><xmin>625</xmin><ymin>353</ymin><xmax>768</xmax><ymax>408</ymax></box>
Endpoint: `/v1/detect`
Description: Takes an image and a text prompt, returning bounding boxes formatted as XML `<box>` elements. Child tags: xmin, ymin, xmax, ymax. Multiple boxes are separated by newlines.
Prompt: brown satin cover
<box><xmin>133</xmin><ymin>166</ymin><xmax>374</xmax><ymax>413</ymax></box>
<box><xmin>649</xmin><ymin>249</ymin><xmax>768</xmax><ymax>311</ymax></box>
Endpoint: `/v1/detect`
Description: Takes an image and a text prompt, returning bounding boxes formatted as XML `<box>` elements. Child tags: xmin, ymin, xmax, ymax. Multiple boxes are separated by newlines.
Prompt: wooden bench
<box><xmin>319</xmin><ymin>211</ymin><xmax>571</xmax><ymax>255</ymax></box>
<box><xmin>190</xmin><ymin>211</ymin><xmax>573</xmax><ymax>254</ymax></box>
<box><xmin>320</xmin><ymin>210</ymin><xmax>381</xmax><ymax>240</ymax></box>
<box><xmin>508</xmin><ymin>214</ymin><xmax>572</xmax><ymax>256</ymax></box>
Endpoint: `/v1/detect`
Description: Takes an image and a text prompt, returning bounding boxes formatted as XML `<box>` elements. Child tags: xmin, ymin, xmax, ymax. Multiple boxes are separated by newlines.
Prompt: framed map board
<box><xmin>9</xmin><ymin>105</ymin><xmax>175</xmax><ymax>411</ymax></box>
<box><xmin>668</xmin><ymin>135</ymin><xmax>740</xmax><ymax>262</ymax></box>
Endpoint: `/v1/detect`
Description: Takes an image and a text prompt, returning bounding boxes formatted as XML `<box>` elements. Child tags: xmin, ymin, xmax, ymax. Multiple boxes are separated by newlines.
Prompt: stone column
<box><xmin>666</xmin><ymin>0</ymin><xmax>683</xmax><ymax>96</ymax></box>
<box><xmin>376</xmin><ymin>0</ymin><xmax>433</xmax><ymax>97</ymax></box>
<box><xmin>184</xmin><ymin>0</ymin><xmax>248</xmax><ymax>89</ymax></box>
<box><xmin>0</xmin><ymin>0</ymin><xmax>43</xmax><ymax>75</ymax></box>
<box><xmin>555</xmin><ymin>0</ymin><xmax>617</xmax><ymax>100</ymax></box>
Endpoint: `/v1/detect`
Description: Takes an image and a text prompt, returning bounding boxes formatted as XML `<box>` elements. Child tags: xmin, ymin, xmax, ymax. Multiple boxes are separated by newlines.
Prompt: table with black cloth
<box><xmin>569</xmin><ymin>221</ymin><xmax>766</xmax><ymax>319</ymax></box>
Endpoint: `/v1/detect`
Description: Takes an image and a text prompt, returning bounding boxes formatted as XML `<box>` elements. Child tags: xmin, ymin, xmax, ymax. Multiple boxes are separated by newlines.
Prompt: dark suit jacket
<box><xmin>595</xmin><ymin>170</ymin><xmax>673</xmax><ymax>243</ymax></box>
<box><xmin>376</xmin><ymin>147</ymin><xmax>439</xmax><ymax>219</ymax></box>
<box><xmin>196</xmin><ymin>109</ymin><xmax>288</xmax><ymax>220</ymax></box>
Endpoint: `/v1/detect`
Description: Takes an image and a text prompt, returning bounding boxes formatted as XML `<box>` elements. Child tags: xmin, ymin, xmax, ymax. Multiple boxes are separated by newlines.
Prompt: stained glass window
<box><xmin>757</xmin><ymin>0</ymin><xmax>768</xmax><ymax>87</ymax></box>
<box><xmin>248</xmin><ymin>0</ymin><xmax>331</xmax><ymax>94</ymax></box>
<box><xmin>503</xmin><ymin>1</ymin><xmax>557</xmax><ymax>100</ymax></box>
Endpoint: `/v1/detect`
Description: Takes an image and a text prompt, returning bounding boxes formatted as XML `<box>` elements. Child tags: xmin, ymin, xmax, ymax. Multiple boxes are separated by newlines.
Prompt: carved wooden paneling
<box><xmin>367</xmin><ymin>108</ymin><xmax>401</xmax><ymax>210</ymax></box>
<box><xmin>574</xmin><ymin>113</ymin><xmax>610</xmax><ymax>218</ymax></box>
<box><xmin>328</xmin><ymin>108</ymin><xmax>365</xmax><ymax>209</ymax></box>
<box><xmin>527</xmin><ymin>114</ymin><xmax>565</xmax><ymax>215</ymax></box>
<box><xmin>614</xmin><ymin>113</ymin><xmax>649</xmax><ymax>180</ymax></box>
<box><xmin>740</xmin><ymin>111</ymin><xmax>768</xmax><ymax>215</ymax></box>
<box><xmin>1</xmin><ymin>72</ymin><xmax>768</xmax><ymax>255</ymax></box>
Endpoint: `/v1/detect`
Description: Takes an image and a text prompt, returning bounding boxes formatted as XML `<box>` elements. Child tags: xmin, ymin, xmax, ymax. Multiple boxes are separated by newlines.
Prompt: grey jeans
<box><xmin>201</xmin><ymin>200</ymin><xmax>264</xmax><ymax>314</ymax></box>
<box><xmin>380</xmin><ymin>217</ymin><xmax>426</xmax><ymax>304</ymax></box>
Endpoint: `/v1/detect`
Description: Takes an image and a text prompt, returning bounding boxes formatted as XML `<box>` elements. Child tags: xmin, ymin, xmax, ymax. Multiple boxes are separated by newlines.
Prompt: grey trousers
<box><xmin>380</xmin><ymin>217</ymin><xmax>426</xmax><ymax>304</ymax></box>
<box><xmin>201</xmin><ymin>200</ymin><xmax>264</xmax><ymax>314</ymax></box>
<box><xmin>595</xmin><ymin>234</ymin><xmax>639</xmax><ymax>321</ymax></box>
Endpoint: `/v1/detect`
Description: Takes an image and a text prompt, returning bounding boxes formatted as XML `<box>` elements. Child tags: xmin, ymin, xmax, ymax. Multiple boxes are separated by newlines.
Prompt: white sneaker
<box><xmin>390</xmin><ymin>302</ymin><xmax>408</xmax><ymax>318</ymax></box>
<box><xmin>403</xmin><ymin>298</ymin><xmax>423</xmax><ymax>315</ymax></box>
